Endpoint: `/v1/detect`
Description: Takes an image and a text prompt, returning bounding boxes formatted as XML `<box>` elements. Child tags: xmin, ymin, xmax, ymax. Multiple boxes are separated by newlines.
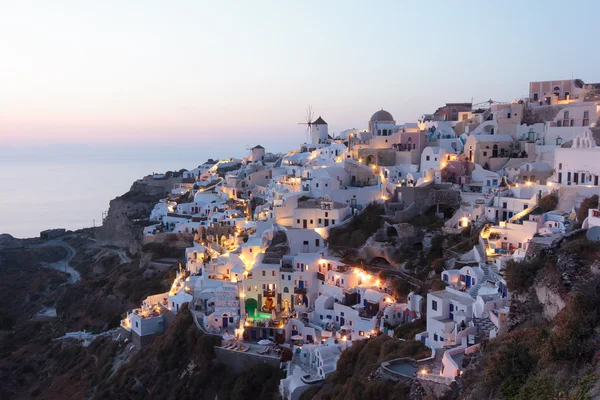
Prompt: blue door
<box><xmin>299</xmin><ymin>280</ymin><xmax>304</xmax><ymax>289</ymax></box>
<box><xmin>449</xmin><ymin>303</ymin><xmax>454</xmax><ymax>320</ymax></box>
<box><xmin>465</xmin><ymin>275</ymin><xmax>471</xmax><ymax>288</ymax></box>
<box><xmin>222</xmin><ymin>317</ymin><xmax>228</xmax><ymax>328</ymax></box>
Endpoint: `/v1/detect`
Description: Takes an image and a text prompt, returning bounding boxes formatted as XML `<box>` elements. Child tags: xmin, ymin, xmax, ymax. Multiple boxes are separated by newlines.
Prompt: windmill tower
<box><xmin>298</xmin><ymin>105</ymin><xmax>314</xmax><ymax>144</ymax></box>
<box><xmin>311</xmin><ymin>116</ymin><xmax>328</xmax><ymax>144</ymax></box>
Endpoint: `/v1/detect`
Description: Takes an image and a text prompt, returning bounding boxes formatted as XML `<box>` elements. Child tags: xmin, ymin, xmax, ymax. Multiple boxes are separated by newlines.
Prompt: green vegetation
<box><xmin>577</xmin><ymin>194</ymin><xmax>598</xmax><ymax>223</ymax></box>
<box><xmin>328</xmin><ymin>204</ymin><xmax>384</xmax><ymax>249</ymax></box>
<box><xmin>393</xmin><ymin>319</ymin><xmax>426</xmax><ymax>341</ymax></box>
<box><xmin>537</xmin><ymin>193</ymin><xmax>558</xmax><ymax>213</ymax></box>
<box><xmin>302</xmin><ymin>335</ymin><xmax>430</xmax><ymax>400</ymax></box>
<box><xmin>459</xmin><ymin>236</ymin><xmax>600</xmax><ymax>400</ymax></box>
<box><xmin>391</xmin><ymin>278</ymin><xmax>411</xmax><ymax>302</ymax></box>
<box><xmin>561</xmin><ymin>236</ymin><xmax>596</xmax><ymax>255</ymax></box>
<box><xmin>504</xmin><ymin>254</ymin><xmax>555</xmax><ymax>294</ymax></box>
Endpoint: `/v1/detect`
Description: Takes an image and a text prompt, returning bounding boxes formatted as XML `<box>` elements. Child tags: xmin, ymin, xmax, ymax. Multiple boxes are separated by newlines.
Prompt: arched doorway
<box><xmin>365</xmin><ymin>155</ymin><xmax>376</xmax><ymax>165</ymax></box>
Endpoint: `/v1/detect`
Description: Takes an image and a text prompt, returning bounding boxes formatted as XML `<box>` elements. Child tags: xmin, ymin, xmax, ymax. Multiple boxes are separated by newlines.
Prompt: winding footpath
<box><xmin>34</xmin><ymin>237</ymin><xmax>81</xmax><ymax>283</ymax></box>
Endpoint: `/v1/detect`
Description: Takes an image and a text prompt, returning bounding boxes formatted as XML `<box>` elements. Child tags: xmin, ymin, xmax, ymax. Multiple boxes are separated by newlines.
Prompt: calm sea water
<box><xmin>0</xmin><ymin>139</ymin><xmax>295</xmax><ymax>238</ymax></box>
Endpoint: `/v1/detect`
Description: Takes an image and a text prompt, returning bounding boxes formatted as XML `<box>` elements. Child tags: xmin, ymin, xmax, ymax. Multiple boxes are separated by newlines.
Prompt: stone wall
<box><xmin>214</xmin><ymin>347</ymin><xmax>281</xmax><ymax>374</ymax></box>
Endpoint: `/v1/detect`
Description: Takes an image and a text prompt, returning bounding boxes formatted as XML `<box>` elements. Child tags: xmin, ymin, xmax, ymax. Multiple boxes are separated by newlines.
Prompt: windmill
<box><xmin>298</xmin><ymin>105</ymin><xmax>314</xmax><ymax>143</ymax></box>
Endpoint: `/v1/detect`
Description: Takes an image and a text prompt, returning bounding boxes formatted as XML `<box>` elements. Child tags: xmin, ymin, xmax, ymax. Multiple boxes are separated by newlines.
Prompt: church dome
<box><xmin>370</xmin><ymin>109</ymin><xmax>394</xmax><ymax>122</ymax></box>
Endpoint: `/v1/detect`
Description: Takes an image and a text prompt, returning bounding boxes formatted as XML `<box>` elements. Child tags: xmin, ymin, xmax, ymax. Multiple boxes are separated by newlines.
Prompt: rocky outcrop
<box><xmin>358</xmin><ymin>222</ymin><xmax>423</xmax><ymax>268</ymax></box>
<box><xmin>533</xmin><ymin>279</ymin><xmax>566</xmax><ymax>321</ymax></box>
<box><xmin>97</xmin><ymin>179</ymin><xmax>172</xmax><ymax>254</ymax></box>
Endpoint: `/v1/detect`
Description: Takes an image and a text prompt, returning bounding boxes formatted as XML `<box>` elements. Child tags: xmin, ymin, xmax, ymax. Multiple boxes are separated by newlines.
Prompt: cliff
<box><xmin>97</xmin><ymin>178</ymin><xmax>176</xmax><ymax>254</ymax></box>
<box><xmin>453</xmin><ymin>232</ymin><xmax>600</xmax><ymax>400</ymax></box>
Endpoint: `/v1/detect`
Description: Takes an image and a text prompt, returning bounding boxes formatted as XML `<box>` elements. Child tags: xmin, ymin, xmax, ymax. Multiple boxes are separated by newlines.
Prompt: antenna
<box><xmin>298</xmin><ymin>105</ymin><xmax>314</xmax><ymax>143</ymax></box>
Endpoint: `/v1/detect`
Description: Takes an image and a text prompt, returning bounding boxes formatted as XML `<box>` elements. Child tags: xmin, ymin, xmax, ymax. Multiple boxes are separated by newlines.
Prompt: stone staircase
<box><xmin>480</xmin><ymin>223</ymin><xmax>492</xmax><ymax>256</ymax></box>
<box><xmin>468</xmin><ymin>264</ymin><xmax>494</xmax><ymax>298</ymax></box>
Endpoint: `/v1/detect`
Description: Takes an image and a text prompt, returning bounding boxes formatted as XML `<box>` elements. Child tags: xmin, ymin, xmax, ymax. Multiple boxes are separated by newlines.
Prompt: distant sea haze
<box><xmin>0</xmin><ymin>139</ymin><xmax>294</xmax><ymax>239</ymax></box>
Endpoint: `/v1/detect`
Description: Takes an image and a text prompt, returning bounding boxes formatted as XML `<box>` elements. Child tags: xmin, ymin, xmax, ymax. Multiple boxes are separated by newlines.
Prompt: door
<box><xmin>324</xmin><ymin>219</ymin><xmax>329</xmax><ymax>227</ymax></box>
<box><xmin>303</xmin><ymin>219</ymin><xmax>307</xmax><ymax>229</ymax></box>
<box><xmin>222</xmin><ymin>317</ymin><xmax>228</xmax><ymax>328</ymax></box>
<box><xmin>340</xmin><ymin>317</ymin><xmax>345</xmax><ymax>326</ymax></box>
<box><xmin>449</xmin><ymin>303</ymin><xmax>454</xmax><ymax>320</ymax></box>
<box><xmin>299</xmin><ymin>280</ymin><xmax>304</xmax><ymax>289</ymax></box>
<box><xmin>465</xmin><ymin>275</ymin><xmax>471</xmax><ymax>288</ymax></box>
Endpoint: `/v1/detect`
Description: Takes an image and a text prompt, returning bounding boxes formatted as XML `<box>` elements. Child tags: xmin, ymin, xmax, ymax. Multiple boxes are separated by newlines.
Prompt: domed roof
<box><xmin>370</xmin><ymin>109</ymin><xmax>394</xmax><ymax>122</ymax></box>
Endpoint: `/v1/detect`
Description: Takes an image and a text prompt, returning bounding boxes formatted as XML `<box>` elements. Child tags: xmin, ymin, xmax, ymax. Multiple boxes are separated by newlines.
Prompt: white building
<box><xmin>552</xmin><ymin>128</ymin><xmax>600</xmax><ymax>186</ymax></box>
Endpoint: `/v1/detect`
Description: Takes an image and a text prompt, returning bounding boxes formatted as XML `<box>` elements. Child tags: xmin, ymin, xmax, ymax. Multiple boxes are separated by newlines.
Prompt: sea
<box><xmin>0</xmin><ymin>138</ymin><xmax>296</xmax><ymax>239</ymax></box>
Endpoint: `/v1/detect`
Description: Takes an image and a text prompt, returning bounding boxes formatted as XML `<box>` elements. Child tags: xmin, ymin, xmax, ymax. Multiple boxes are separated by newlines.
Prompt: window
<box><xmin>262</xmin><ymin>271</ymin><xmax>265</xmax><ymax>276</ymax></box>
<box><xmin>557</xmin><ymin>120</ymin><xmax>562</xmax><ymax>127</ymax></box>
<box><xmin>316</xmin><ymin>183</ymin><xmax>319</xmax><ymax>188</ymax></box>
<box><xmin>332</xmin><ymin>220</ymin><xmax>335</xmax><ymax>224</ymax></box>
<box><xmin>272</xmin><ymin>271</ymin><xmax>276</xmax><ymax>276</ymax></box>
<box><xmin>320</xmin><ymin>315</ymin><xmax>323</xmax><ymax>320</ymax></box>
<box><xmin>281</xmin><ymin>274</ymin><xmax>284</xmax><ymax>280</ymax></box>
<box><xmin>564</xmin><ymin>111</ymin><xmax>569</xmax><ymax>119</ymax></box>
<box><xmin>284</xmin><ymin>287</ymin><xmax>289</xmax><ymax>293</ymax></box>
<box><xmin>136</xmin><ymin>321</ymin><xmax>139</xmax><ymax>328</ymax></box>
<box><xmin>293</xmin><ymin>325</ymin><xmax>297</xmax><ymax>330</ymax></box>
<box><xmin>432</xmin><ymin>300</ymin><xmax>438</xmax><ymax>311</ymax></box>
<box><xmin>310</xmin><ymin>219</ymin><xmax>313</xmax><ymax>224</ymax></box>
<box><xmin>318</xmin><ymin>218</ymin><xmax>322</xmax><ymax>224</ymax></box>
<box><xmin>442</xmin><ymin>274</ymin><xmax>448</xmax><ymax>282</ymax></box>
<box><xmin>524</xmin><ymin>204</ymin><xmax>528</xmax><ymax>210</ymax></box>
<box><xmin>315</xmin><ymin>239</ymin><xmax>320</xmax><ymax>247</ymax></box>
<box><xmin>247</xmin><ymin>286</ymin><xmax>251</xmax><ymax>292</ymax></box>
<box><xmin>426</xmin><ymin>155</ymin><xmax>430</xmax><ymax>161</ymax></box>
<box><xmin>533</xmin><ymin>93</ymin><xmax>539</xmax><ymax>101</ymax></box>
<box><xmin>559</xmin><ymin>163</ymin><xmax>562</xmax><ymax>170</ymax></box>
<box><xmin>325</xmin><ymin>212</ymin><xmax>328</xmax><ymax>217</ymax></box>
<box><xmin>296</xmin><ymin>219</ymin><xmax>300</xmax><ymax>224</ymax></box>
<box><xmin>507</xmin><ymin>112</ymin><xmax>511</xmax><ymax>119</ymax></box>
<box><xmin>254</xmin><ymin>286</ymin><xmax>258</xmax><ymax>292</ymax></box>
<box><xmin>583</xmin><ymin>111</ymin><xmax>590</xmax><ymax>126</ymax></box>
<box><xmin>434</xmin><ymin>333</ymin><xmax>438</xmax><ymax>341</ymax></box>
<box><xmin>483</xmin><ymin>151</ymin><xmax>487</xmax><ymax>157</ymax></box>
<box><xmin>359</xmin><ymin>330</ymin><xmax>364</xmax><ymax>336</ymax></box>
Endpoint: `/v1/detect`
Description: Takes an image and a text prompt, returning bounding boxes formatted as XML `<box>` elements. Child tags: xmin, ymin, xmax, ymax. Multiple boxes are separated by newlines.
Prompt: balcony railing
<box><xmin>294</xmin><ymin>287</ymin><xmax>307</xmax><ymax>294</ymax></box>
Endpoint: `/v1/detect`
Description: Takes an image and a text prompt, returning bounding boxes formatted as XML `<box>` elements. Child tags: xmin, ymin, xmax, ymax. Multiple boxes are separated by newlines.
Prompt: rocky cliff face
<box><xmin>358</xmin><ymin>222</ymin><xmax>423</xmax><ymax>268</ymax></box>
<box><xmin>97</xmin><ymin>179</ymin><xmax>173</xmax><ymax>255</ymax></box>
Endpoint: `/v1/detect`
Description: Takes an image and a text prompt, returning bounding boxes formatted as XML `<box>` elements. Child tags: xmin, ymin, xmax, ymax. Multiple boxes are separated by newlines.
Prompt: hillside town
<box><xmin>116</xmin><ymin>78</ymin><xmax>600</xmax><ymax>399</ymax></box>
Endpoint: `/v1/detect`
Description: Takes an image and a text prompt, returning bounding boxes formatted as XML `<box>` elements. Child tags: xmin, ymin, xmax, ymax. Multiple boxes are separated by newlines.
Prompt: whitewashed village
<box><xmin>115</xmin><ymin>78</ymin><xmax>600</xmax><ymax>400</ymax></box>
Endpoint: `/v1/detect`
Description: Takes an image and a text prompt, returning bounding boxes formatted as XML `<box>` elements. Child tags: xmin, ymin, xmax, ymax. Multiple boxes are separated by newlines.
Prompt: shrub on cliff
<box><xmin>504</xmin><ymin>255</ymin><xmax>553</xmax><ymax>294</ymax></box>
<box><xmin>577</xmin><ymin>194</ymin><xmax>598</xmax><ymax>223</ymax></box>
<box><xmin>537</xmin><ymin>194</ymin><xmax>558</xmax><ymax>213</ymax></box>
<box><xmin>328</xmin><ymin>203</ymin><xmax>384</xmax><ymax>249</ymax></box>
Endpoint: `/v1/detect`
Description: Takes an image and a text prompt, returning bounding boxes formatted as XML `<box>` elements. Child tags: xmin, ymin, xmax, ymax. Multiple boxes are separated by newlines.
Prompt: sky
<box><xmin>1</xmin><ymin>0</ymin><xmax>599</xmax><ymax>145</ymax></box>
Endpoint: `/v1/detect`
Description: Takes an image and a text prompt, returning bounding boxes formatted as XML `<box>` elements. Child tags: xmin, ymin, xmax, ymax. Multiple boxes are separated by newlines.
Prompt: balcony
<box><xmin>263</xmin><ymin>289</ymin><xmax>275</xmax><ymax>297</ymax></box>
<box><xmin>316</xmin><ymin>272</ymin><xmax>325</xmax><ymax>281</ymax></box>
<box><xmin>294</xmin><ymin>287</ymin><xmax>307</xmax><ymax>294</ymax></box>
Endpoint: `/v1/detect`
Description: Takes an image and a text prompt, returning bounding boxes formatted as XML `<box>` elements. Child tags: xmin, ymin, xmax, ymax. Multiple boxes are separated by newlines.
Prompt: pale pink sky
<box><xmin>1</xmin><ymin>0</ymin><xmax>598</xmax><ymax>144</ymax></box>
